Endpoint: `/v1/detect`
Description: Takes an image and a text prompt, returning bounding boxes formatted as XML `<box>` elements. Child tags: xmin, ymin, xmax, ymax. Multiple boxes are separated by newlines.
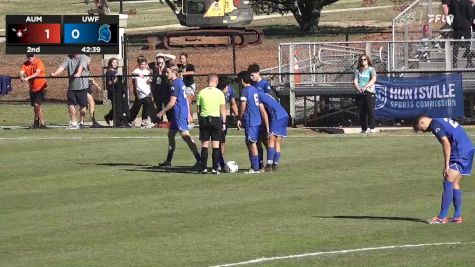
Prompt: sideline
<box><xmin>0</xmin><ymin>134</ymin><xmax>443</xmax><ymax>141</ymax></box>
<box><xmin>210</xmin><ymin>241</ymin><xmax>475</xmax><ymax>267</ymax></box>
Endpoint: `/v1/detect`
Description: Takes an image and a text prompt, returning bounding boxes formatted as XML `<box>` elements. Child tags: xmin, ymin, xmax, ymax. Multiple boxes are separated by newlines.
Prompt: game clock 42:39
<box><xmin>81</xmin><ymin>46</ymin><xmax>102</xmax><ymax>53</ymax></box>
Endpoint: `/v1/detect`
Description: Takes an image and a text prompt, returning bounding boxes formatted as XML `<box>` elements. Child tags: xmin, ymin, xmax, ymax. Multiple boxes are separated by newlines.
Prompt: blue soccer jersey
<box><xmin>252</xmin><ymin>79</ymin><xmax>272</xmax><ymax>94</ymax></box>
<box><xmin>240</xmin><ymin>85</ymin><xmax>261</xmax><ymax>127</ymax></box>
<box><xmin>170</xmin><ymin>78</ymin><xmax>189</xmax><ymax>121</ymax></box>
<box><xmin>430</xmin><ymin>118</ymin><xmax>475</xmax><ymax>158</ymax></box>
<box><xmin>258</xmin><ymin>92</ymin><xmax>289</xmax><ymax>121</ymax></box>
<box><xmin>224</xmin><ymin>85</ymin><xmax>236</xmax><ymax>103</ymax></box>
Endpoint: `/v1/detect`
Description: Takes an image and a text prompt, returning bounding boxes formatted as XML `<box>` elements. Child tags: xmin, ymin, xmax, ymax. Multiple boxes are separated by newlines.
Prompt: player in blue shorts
<box><xmin>414</xmin><ymin>115</ymin><xmax>475</xmax><ymax>224</ymax></box>
<box><xmin>157</xmin><ymin>64</ymin><xmax>201</xmax><ymax>169</ymax></box>
<box><xmin>217</xmin><ymin>79</ymin><xmax>239</xmax><ymax>171</ymax></box>
<box><xmin>258</xmin><ymin>92</ymin><xmax>289</xmax><ymax>172</ymax></box>
<box><xmin>236</xmin><ymin>71</ymin><xmax>269</xmax><ymax>174</ymax></box>
<box><xmin>248</xmin><ymin>63</ymin><xmax>273</xmax><ymax>169</ymax></box>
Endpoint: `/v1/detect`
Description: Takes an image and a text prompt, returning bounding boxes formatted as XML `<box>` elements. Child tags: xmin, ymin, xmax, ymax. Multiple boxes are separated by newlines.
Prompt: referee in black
<box><xmin>196</xmin><ymin>73</ymin><xmax>227</xmax><ymax>174</ymax></box>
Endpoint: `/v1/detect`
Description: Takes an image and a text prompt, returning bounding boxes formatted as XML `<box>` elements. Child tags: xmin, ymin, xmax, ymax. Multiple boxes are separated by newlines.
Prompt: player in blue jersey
<box><xmin>237</xmin><ymin>71</ymin><xmax>269</xmax><ymax>174</ymax></box>
<box><xmin>217</xmin><ymin>79</ymin><xmax>239</xmax><ymax>171</ymax></box>
<box><xmin>248</xmin><ymin>63</ymin><xmax>272</xmax><ymax>94</ymax></box>
<box><xmin>248</xmin><ymin>63</ymin><xmax>273</xmax><ymax>169</ymax></box>
<box><xmin>157</xmin><ymin>64</ymin><xmax>201</xmax><ymax>169</ymax></box>
<box><xmin>414</xmin><ymin>115</ymin><xmax>475</xmax><ymax>224</ymax></box>
<box><xmin>258</xmin><ymin>92</ymin><xmax>289</xmax><ymax>172</ymax></box>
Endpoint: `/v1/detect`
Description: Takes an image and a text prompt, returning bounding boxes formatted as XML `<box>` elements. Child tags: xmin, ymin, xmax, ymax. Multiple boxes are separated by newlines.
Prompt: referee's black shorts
<box><xmin>199</xmin><ymin>116</ymin><xmax>223</xmax><ymax>142</ymax></box>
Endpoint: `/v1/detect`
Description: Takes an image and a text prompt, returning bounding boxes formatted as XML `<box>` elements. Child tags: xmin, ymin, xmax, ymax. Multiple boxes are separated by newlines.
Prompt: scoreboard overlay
<box><xmin>6</xmin><ymin>15</ymin><xmax>119</xmax><ymax>54</ymax></box>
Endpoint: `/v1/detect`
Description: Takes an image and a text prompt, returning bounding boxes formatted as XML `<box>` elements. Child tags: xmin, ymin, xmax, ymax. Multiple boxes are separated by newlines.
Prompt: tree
<box><xmin>250</xmin><ymin>0</ymin><xmax>341</xmax><ymax>33</ymax></box>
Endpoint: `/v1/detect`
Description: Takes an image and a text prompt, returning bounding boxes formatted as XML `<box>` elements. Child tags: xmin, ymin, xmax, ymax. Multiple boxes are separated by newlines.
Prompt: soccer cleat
<box><xmin>66</xmin><ymin>123</ymin><xmax>79</xmax><ymax>130</ymax></box>
<box><xmin>201</xmin><ymin>168</ymin><xmax>208</xmax><ymax>174</ymax></box>
<box><xmin>158</xmin><ymin>161</ymin><xmax>172</xmax><ymax>168</ymax></box>
<box><xmin>426</xmin><ymin>217</ymin><xmax>448</xmax><ymax>224</ymax></box>
<box><xmin>211</xmin><ymin>169</ymin><xmax>220</xmax><ymax>175</ymax></box>
<box><xmin>448</xmin><ymin>217</ymin><xmax>463</xmax><ymax>224</ymax></box>
<box><xmin>79</xmin><ymin>123</ymin><xmax>86</xmax><ymax>129</ymax></box>
<box><xmin>191</xmin><ymin>162</ymin><xmax>203</xmax><ymax>171</ymax></box>
<box><xmin>245</xmin><ymin>169</ymin><xmax>260</xmax><ymax>174</ymax></box>
<box><xmin>272</xmin><ymin>163</ymin><xmax>279</xmax><ymax>171</ymax></box>
<box><xmin>90</xmin><ymin>122</ymin><xmax>102</xmax><ymax>128</ymax></box>
<box><xmin>38</xmin><ymin>124</ymin><xmax>48</xmax><ymax>129</ymax></box>
<box><xmin>263</xmin><ymin>164</ymin><xmax>273</xmax><ymax>172</ymax></box>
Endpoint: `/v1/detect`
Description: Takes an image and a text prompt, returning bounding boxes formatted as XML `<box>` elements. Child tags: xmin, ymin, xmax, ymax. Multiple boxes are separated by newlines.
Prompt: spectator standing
<box><xmin>19</xmin><ymin>54</ymin><xmax>48</xmax><ymax>128</ymax></box>
<box><xmin>104</xmin><ymin>57</ymin><xmax>118</xmax><ymax>125</ymax></box>
<box><xmin>353</xmin><ymin>54</ymin><xmax>377</xmax><ymax>133</ymax></box>
<box><xmin>442</xmin><ymin>0</ymin><xmax>474</xmax><ymax>68</ymax></box>
<box><xmin>51</xmin><ymin>54</ymin><xmax>89</xmax><ymax>129</ymax></box>
<box><xmin>83</xmin><ymin>55</ymin><xmax>102</xmax><ymax>128</ymax></box>
<box><xmin>131</xmin><ymin>56</ymin><xmax>154</xmax><ymax>128</ymax></box>
<box><xmin>177</xmin><ymin>53</ymin><xmax>196</xmax><ymax>125</ymax></box>
<box><xmin>196</xmin><ymin>74</ymin><xmax>227</xmax><ymax>174</ymax></box>
<box><xmin>150</xmin><ymin>53</ymin><xmax>175</xmax><ymax>124</ymax></box>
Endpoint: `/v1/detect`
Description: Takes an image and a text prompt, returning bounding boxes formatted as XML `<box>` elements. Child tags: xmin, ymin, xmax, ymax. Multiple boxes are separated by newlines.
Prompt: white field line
<box><xmin>0</xmin><ymin>134</ymin><xmax>453</xmax><ymax>140</ymax></box>
<box><xmin>210</xmin><ymin>241</ymin><xmax>475</xmax><ymax>267</ymax></box>
<box><xmin>5</xmin><ymin>134</ymin><xmax>475</xmax><ymax>140</ymax></box>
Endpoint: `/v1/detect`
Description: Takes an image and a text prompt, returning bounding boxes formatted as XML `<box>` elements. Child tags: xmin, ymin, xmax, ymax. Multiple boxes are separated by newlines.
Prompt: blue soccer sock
<box><xmin>438</xmin><ymin>180</ymin><xmax>454</xmax><ymax>219</ymax></box>
<box><xmin>267</xmin><ymin>147</ymin><xmax>276</xmax><ymax>165</ymax></box>
<box><xmin>453</xmin><ymin>189</ymin><xmax>463</xmax><ymax>218</ymax></box>
<box><xmin>251</xmin><ymin>155</ymin><xmax>260</xmax><ymax>171</ymax></box>
<box><xmin>273</xmin><ymin>152</ymin><xmax>281</xmax><ymax>164</ymax></box>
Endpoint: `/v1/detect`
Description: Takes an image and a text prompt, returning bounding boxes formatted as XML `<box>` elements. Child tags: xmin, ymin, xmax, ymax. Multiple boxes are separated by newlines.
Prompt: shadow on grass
<box><xmin>92</xmin><ymin>162</ymin><xmax>200</xmax><ymax>174</ymax></box>
<box><xmin>315</xmin><ymin>215</ymin><xmax>426</xmax><ymax>223</ymax></box>
<box><xmin>125</xmin><ymin>165</ymin><xmax>199</xmax><ymax>174</ymax></box>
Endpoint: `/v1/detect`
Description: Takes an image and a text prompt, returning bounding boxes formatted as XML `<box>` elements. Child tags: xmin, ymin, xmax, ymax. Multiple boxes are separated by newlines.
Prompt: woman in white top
<box><xmin>130</xmin><ymin>56</ymin><xmax>154</xmax><ymax>128</ymax></box>
<box><xmin>353</xmin><ymin>54</ymin><xmax>377</xmax><ymax>133</ymax></box>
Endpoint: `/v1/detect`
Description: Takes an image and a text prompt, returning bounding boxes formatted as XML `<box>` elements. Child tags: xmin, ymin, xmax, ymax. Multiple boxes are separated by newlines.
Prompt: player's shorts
<box><xmin>245</xmin><ymin>126</ymin><xmax>260</xmax><ymax>143</ymax></box>
<box><xmin>67</xmin><ymin>89</ymin><xmax>88</xmax><ymax>108</ymax></box>
<box><xmin>270</xmin><ymin>117</ymin><xmax>289</xmax><ymax>137</ymax></box>
<box><xmin>30</xmin><ymin>90</ymin><xmax>45</xmax><ymax>106</ymax></box>
<box><xmin>170</xmin><ymin>118</ymin><xmax>189</xmax><ymax>132</ymax></box>
<box><xmin>199</xmin><ymin>116</ymin><xmax>223</xmax><ymax>141</ymax></box>
<box><xmin>449</xmin><ymin>149</ymin><xmax>475</xmax><ymax>176</ymax></box>
<box><xmin>185</xmin><ymin>83</ymin><xmax>196</xmax><ymax>96</ymax></box>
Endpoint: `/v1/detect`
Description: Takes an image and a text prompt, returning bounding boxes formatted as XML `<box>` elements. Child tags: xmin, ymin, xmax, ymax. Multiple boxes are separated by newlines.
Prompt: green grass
<box><xmin>0</xmin><ymin>103</ymin><xmax>111</xmax><ymax>126</ymax></box>
<box><xmin>1</xmin><ymin>129</ymin><xmax>475</xmax><ymax>266</ymax></box>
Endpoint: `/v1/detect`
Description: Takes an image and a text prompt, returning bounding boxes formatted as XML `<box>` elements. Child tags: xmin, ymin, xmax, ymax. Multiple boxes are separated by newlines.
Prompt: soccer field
<box><xmin>1</xmin><ymin>128</ymin><xmax>475</xmax><ymax>266</ymax></box>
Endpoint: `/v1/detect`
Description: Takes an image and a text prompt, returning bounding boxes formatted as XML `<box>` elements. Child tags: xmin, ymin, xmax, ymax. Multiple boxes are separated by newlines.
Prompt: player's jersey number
<box><xmin>444</xmin><ymin>118</ymin><xmax>459</xmax><ymax>128</ymax></box>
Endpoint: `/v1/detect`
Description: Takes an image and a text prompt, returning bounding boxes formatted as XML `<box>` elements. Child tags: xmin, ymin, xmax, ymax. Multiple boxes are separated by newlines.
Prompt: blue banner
<box><xmin>375</xmin><ymin>73</ymin><xmax>464</xmax><ymax>119</ymax></box>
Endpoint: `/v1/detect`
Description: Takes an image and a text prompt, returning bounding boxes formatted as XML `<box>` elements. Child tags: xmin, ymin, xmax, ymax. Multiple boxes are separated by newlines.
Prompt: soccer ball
<box><xmin>225</xmin><ymin>161</ymin><xmax>239</xmax><ymax>173</ymax></box>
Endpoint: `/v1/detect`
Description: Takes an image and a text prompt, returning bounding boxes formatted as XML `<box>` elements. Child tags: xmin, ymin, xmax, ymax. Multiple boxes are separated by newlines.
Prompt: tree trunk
<box><xmin>291</xmin><ymin>0</ymin><xmax>340</xmax><ymax>33</ymax></box>
<box><xmin>292</xmin><ymin>8</ymin><xmax>321</xmax><ymax>33</ymax></box>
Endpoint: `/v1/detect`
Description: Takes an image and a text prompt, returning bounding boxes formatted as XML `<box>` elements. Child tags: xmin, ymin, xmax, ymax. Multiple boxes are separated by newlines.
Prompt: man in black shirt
<box><xmin>442</xmin><ymin>0</ymin><xmax>474</xmax><ymax>68</ymax></box>
<box><xmin>177</xmin><ymin>53</ymin><xmax>196</xmax><ymax>125</ymax></box>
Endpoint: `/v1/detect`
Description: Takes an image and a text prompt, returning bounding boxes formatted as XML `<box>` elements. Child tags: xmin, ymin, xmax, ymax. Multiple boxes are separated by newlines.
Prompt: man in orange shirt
<box><xmin>19</xmin><ymin>54</ymin><xmax>48</xmax><ymax>128</ymax></box>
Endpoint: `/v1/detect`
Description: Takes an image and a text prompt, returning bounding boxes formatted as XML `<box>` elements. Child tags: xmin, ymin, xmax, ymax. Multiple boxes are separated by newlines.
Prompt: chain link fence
<box><xmin>2</xmin><ymin>27</ymin><xmax>475</xmax><ymax>128</ymax></box>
